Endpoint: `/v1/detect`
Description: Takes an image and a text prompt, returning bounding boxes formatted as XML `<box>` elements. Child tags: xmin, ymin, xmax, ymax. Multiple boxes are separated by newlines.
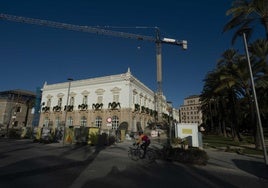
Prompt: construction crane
<box><xmin>0</xmin><ymin>13</ymin><xmax>187</xmax><ymax>120</ymax></box>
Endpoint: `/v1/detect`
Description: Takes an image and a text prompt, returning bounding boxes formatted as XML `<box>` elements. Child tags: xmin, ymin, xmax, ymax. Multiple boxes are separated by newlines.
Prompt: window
<box><xmin>132</xmin><ymin>94</ymin><xmax>135</xmax><ymax>104</ymax></box>
<box><xmin>67</xmin><ymin>117</ymin><xmax>73</xmax><ymax>126</ymax></box>
<box><xmin>70</xmin><ymin>97</ymin><xmax>74</xmax><ymax>106</ymax></box>
<box><xmin>80</xmin><ymin>116</ymin><xmax>87</xmax><ymax>127</ymax></box>
<box><xmin>113</xmin><ymin>94</ymin><xmax>119</xmax><ymax>103</ymax></box>
<box><xmin>97</xmin><ymin>96</ymin><xmax>103</xmax><ymax>104</ymax></box>
<box><xmin>55</xmin><ymin>117</ymin><xmax>60</xmax><ymax>127</ymax></box>
<box><xmin>140</xmin><ymin>96</ymin><xmax>143</xmax><ymax>106</ymax></box>
<box><xmin>58</xmin><ymin>98</ymin><xmax>62</xmax><ymax>106</ymax></box>
<box><xmin>144</xmin><ymin>98</ymin><xmax>147</xmax><ymax>106</ymax></box>
<box><xmin>112</xmin><ymin>116</ymin><xmax>119</xmax><ymax>130</ymax></box>
<box><xmin>44</xmin><ymin>117</ymin><xmax>49</xmax><ymax>127</ymax></box>
<box><xmin>47</xmin><ymin>99</ymin><xmax>51</xmax><ymax>107</ymax></box>
<box><xmin>83</xmin><ymin>95</ymin><xmax>88</xmax><ymax>104</ymax></box>
<box><xmin>95</xmin><ymin>116</ymin><xmax>102</xmax><ymax>128</ymax></box>
<box><xmin>132</xmin><ymin>91</ymin><xmax>137</xmax><ymax>104</ymax></box>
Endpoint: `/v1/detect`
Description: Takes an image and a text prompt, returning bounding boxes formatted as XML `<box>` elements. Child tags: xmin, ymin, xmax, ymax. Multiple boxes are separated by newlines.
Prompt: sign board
<box><xmin>107</xmin><ymin>117</ymin><xmax>112</xmax><ymax>123</ymax></box>
<box><xmin>175</xmin><ymin>123</ymin><xmax>200</xmax><ymax>147</ymax></box>
<box><xmin>107</xmin><ymin>123</ymin><xmax>112</xmax><ymax>127</ymax></box>
<box><xmin>182</xmin><ymin>129</ymin><xmax>192</xmax><ymax>134</ymax></box>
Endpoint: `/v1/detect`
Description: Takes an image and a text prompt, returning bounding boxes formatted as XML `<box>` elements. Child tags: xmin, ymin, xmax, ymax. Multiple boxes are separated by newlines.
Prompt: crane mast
<box><xmin>0</xmin><ymin>13</ymin><xmax>187</xmax><ymax>123</ymax></box>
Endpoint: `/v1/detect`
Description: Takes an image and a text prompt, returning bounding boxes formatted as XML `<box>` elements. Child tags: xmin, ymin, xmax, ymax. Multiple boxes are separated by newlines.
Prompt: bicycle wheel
<box><xmin>133</xmin><ymin>148</ymin><xmax>142</xmax><ymax>161</ymax></box>
<box><xmin>128</xmin><ymin>148</ymin><xmax>133</xmax><ymax>159</ymax></box>
<box><xmin>144</xmin><ymin>149</ymin><xmax>156</xmax><ymax>163</ymax></box>
<box><xmin>128</xmin><ymin>147</ymin><xmax>140</xmax><ymax>161</ymax></box>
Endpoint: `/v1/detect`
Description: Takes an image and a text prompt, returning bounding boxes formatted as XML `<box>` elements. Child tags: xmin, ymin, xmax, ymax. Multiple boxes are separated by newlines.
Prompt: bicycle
<box><xmin>128</xmin><ymin>144</ymin><xmax>157</xmax><ymax>164</ymax></box>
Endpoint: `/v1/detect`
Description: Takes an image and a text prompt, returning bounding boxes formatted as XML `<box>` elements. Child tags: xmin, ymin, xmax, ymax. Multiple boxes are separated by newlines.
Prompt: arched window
<box><xmin>44</xmin><ymin>117</ymin><xmax>49</xmax><ymax>127</ymax></box>
<box><xmin>95</xmin><ymin>116</ymin><xmax>102</xmax><ymax>128</ymax></box>
<box><xmin>67</xmin><ymin>116</ymin><xmax>73</xmax><ymax>126</ymax></box>
<box><xmin>80</xmin><ymin>116</ymin><xmax>87</xmax><ymax>127</ymax></box>
<box><xmin>55</xmin><ymin>116</ymin><xmax>60</xmax><ymax>127</ymax></box>
<box><xmin>112</xmin><ymin>116</ymin><xmax>119</xmax><ymax>130</ymax></box>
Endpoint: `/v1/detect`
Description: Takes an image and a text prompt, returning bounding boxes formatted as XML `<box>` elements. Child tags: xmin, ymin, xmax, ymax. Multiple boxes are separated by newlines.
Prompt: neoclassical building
<box><xmin>39</xmin><ymin>68</ymin><xmax>171</xmax><ymax>134</ymax></box>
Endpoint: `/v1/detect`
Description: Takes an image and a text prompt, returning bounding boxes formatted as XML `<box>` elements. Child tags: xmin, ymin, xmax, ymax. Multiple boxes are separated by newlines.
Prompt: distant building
<box><xmin>0</xmin><ymin>90</ymin><xmax>36</xmax><ymax>130</ymax></box>
<box><xmin>39</xmin><ymin>68</ymin><xmax>176</xmax><ymax>134</ymax></box>
<box><xmin>179</xmin><ymin>95</ymin><xmax>202</xmax><ymax>125</ymax></box>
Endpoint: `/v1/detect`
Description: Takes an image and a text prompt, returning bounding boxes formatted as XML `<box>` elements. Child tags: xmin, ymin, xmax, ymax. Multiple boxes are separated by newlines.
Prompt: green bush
<box><xmin>8</xmin><ymin>128</ymin><xmax>21</xmax><ymax>138</ymax></box>
<box><xmin>88</xmin><ymin>132</ymin><xmax>99</xmax><ymax>145</ymax></box>
<box><xmin>161</xmin><ymin>147</ymin><xmax>209</xmax><ymax>165</ymax></box>
<box><xmin>107</xmin><ymin>135</ymin><xmax>115</xmax><ymax>145</ymax></box>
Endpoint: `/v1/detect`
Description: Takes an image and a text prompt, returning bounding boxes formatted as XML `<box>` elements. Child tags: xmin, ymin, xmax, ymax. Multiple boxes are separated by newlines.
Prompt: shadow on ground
<box><xmin>81</xmin><ymin>161</ymin><xmax>237</xmax><ymax>188</ymax></box>
<box><xmin>232</xmin><ymin>159</ymin><xmax>268</xmax><ymax>179</ymax></box>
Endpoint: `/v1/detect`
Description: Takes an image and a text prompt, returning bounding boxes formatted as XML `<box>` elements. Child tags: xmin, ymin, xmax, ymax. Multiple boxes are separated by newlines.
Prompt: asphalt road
<box><xmin>0</xmin><ymin>138</ymin><xmax>267</xmax><ymax>188</ymax></box>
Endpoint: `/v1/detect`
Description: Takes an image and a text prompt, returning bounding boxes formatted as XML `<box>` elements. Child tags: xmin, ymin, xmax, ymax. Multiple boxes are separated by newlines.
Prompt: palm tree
<box><xmin>224</xmin><ymin>0</ymin><xmax>268</xmax><ymax>42</ymax></box>
<box><xmin>201</xmin><ymin>71</ymin><xmax>220</xmax><ymax>133</ymax></box>
<box><xmin>249</xmin><ymin>39</ymin><xmax>268</xmax><ymax>132</ymax></box>
<box><xmin>201</xmin><ymin>48</ymin><xmax>264</xmax><ymax>141</ymax></box>
<box><xmin>201</xmin><ymin>66</ymin><xmax>239</xmax><ymax>139</ymax></box>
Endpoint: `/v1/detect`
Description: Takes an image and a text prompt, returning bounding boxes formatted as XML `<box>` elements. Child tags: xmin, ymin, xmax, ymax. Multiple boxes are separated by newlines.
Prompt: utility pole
<box><xmin>62</xmin><ymin>78</ymin><xmax>73</xmax><ymax>145</ymax></box>
<box><xmin>242</xmin><ymin>32</ymin><xmax>268</xmax><ymax>165</ymax></box>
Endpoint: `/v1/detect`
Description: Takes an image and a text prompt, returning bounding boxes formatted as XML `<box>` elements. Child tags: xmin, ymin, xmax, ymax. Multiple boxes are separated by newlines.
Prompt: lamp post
<box><xmin>242</xmin><ymin>32</ymin><xmax>268</xmax><ymax>165</ymax></box>
<box><xmin>63</xmin><ymin>78</ymin><xmax>73</xmax><ymax>145</ymax></box>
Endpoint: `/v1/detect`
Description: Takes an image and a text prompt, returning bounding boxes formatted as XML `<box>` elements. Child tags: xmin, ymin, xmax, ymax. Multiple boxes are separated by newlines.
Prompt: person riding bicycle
<box><xmin>135</xmin><ymin>131</ymin><xmax>151</xmax><ymax>158</ymax></box>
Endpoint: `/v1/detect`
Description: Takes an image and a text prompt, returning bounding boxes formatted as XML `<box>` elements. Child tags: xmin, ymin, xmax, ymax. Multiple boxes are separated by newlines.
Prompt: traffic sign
<box><xmin>107</xmin><ymin>117</ymin><xmax>112</xmax><ymax>123</ymax></box>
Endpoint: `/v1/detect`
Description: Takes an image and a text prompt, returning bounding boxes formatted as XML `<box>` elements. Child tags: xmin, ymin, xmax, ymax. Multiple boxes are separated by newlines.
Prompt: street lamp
<box><xmin>63</xmin><ymin>78</ymin><xmax>73</xmax><ymax>145</ymax></box>
<box><xmin>241</xmin><ymin>31</ymin><xmax>268</xmax><ymax>165</ymax></box>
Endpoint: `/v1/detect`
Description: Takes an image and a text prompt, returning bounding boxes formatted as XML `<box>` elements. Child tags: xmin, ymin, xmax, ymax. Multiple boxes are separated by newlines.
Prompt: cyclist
<box><xmin>135</xmin><ymin>131</ymin><xmax>151</xmax><ymax>158</ymax></box>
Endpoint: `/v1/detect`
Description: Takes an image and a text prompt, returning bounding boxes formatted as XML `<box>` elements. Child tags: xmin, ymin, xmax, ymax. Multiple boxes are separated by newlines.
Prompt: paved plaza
<box><xmin>0</xmin><ymin>138</ymin><xmax>267</xmax><ymax>188</ymax></box>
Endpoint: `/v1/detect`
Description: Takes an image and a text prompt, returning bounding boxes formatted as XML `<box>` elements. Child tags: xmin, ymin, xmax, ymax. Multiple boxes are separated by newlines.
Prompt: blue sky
<box><xmin>0</xmin><ymin>0</ymin><xmax>263</xmax><ymax>107</ymax></box>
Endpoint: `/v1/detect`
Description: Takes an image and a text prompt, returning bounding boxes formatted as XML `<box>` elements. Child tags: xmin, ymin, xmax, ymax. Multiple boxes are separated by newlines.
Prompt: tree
<box><xmin>224</xmin><ymin>0</ymin><xmax>268</xmax><ymax>43</ymax></box>
<box><xmin>249</xmin><ymin>39</ymin><xmax>268</xmax><ymax>129</ymax></box>
<box><xmin>223</xmin><ymin>0</ymin><xmax>268</xmax><ymax>148</ymax></box>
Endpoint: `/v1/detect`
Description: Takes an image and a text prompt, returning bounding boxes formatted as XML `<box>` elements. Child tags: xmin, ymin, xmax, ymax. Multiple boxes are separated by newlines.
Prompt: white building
<box><xmin>39</xmin><ymin>68</ymin><xmax>174</xmax><ymax>134</ymax></box>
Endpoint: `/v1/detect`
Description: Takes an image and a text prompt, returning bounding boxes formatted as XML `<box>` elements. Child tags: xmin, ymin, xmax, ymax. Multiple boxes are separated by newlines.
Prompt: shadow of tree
<box><xmin>232</xmin><ymin>159</ymin><xmax>268</xmax><ymax>179</ymax></box>
<box><xmin>81</xmin><ymin>161</ymin><xmax>237</xmax><ymax>188</ymax></box>
<box><xmin>0</xmin><ymin>143</ymin><xmax>106</xmax><ymax>188</ymax></box>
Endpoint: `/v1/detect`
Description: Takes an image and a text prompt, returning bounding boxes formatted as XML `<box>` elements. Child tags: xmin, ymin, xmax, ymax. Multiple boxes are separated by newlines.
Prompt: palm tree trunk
<box><xmin>222</xmin><ymin>121</ymin><xmax>227</xmax><ymax>137</ymax></box>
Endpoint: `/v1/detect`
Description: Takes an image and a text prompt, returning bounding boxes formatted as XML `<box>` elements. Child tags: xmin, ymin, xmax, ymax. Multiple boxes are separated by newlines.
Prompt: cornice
<box><xmin>42</xmin><ymin>71</ymin><xmax>154</xmax><ymax>95</ymax></box>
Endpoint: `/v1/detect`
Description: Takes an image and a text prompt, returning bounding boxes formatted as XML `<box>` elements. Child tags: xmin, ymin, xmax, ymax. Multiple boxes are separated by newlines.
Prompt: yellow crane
<box><xmin>0</xmin><ymin>13</ymin><xmax>187</xmax><ymax>120</ymax></box>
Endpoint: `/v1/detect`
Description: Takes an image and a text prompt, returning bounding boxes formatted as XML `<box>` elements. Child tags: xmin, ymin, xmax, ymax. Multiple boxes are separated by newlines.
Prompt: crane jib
<box><xmin>0</xmin><ymin>13</ymin><xmax>156</xmax><ymax>42</ymax></box>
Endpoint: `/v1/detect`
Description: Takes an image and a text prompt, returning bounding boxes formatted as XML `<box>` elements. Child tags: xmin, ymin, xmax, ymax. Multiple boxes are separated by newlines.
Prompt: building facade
<box><xmin>0</xmin><ymin>90</ymin><xmax>36</xmax><ymax>130</ymax></box>
<box><xmin>39</xmin><ymin>69</ymin><xmax>173</xmax><ymax>134</ymax></box>
<box><xmin>179</xmin><ymin>95</ymin><xmax>202</xmax><ymax>125</ymax></box>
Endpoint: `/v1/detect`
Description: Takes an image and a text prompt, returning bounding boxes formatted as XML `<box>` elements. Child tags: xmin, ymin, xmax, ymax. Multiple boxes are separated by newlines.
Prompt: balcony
<box><xmin>108</xmin><ymin>102</ymin><xmax>121</xmax><ymax>110</ymax></box>
<box><xmin>52</xmin><ymin>105</ymin><xmax>61</xmax><ymax>112</ymax></box>
<box><xmin>78</xmin><ymin>104</ymin><xmax>88</xmax><ymax>111</ymax></box>
<box><xmin>64</xmin><ymin>105</ymin><xmax>74</xmax><ymax>112</ymax></box>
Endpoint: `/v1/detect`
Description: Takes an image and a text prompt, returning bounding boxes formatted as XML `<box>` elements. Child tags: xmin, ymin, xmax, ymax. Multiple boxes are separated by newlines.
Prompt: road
<box><xmin>0</xmin><ymin>138</ymin><xmax>267</xmax><ymax>188</ymax></box>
